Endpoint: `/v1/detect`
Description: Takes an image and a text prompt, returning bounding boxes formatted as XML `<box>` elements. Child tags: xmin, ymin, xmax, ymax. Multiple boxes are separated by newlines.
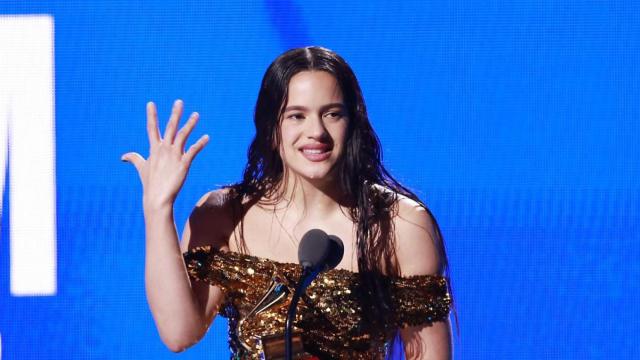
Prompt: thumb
<box><xmin>121</xmin><ymin>152</ymin><xmax>145</xmax><ymax>174</ymax></box>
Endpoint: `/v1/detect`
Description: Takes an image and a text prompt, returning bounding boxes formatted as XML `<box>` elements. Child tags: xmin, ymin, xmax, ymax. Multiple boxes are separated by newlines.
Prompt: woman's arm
<box><xmin>145</xmin><ymin>190</ymin><xmax>231</xmax><ymax>352</ymax></box>
<box><xmin>122</xmin><ymin>100</ymin><xmax>219</xmax><ymax>352</ymax></box>
<box><xmin>144</xmin><ymin>198</ymin><xmax>211</xmax><ymax>351</ymax></box>
<box><xmin>394</xmin><ymin>197</ymin><xmax>453</xmax><ymax>360</ymax></box>
<box><xmin>176</xmin><ymin>189</ymin><xmax>234</xmax><ymax>343</ymax></box>
<box><xmin>400</xmin><ymin>320</ymin><xmax>452</xmax><ymax>360</ymax></box>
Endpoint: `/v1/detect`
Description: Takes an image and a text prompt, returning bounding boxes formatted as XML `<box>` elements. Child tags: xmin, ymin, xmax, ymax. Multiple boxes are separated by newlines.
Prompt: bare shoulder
<box><xmin>195</xmin><ymin>187</ymin><xmax>237</xmax><ymax>209</ymax></box>
<box><xmin>180</xmin><ymin>187</ymin><xmax>237</xmax><ymax>252</ymax></box>
<box><xmin>390</xmin><ymin>192</ymin><xmax>442</xmax><ymax>277</ymax></box>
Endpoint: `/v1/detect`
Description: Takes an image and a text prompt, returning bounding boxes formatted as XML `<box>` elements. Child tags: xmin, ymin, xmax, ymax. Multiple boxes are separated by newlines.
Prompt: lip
<box><xmin>299</xmin><ymin>144</ymin><xmax>332</xmax><ymax>162</ymax></box>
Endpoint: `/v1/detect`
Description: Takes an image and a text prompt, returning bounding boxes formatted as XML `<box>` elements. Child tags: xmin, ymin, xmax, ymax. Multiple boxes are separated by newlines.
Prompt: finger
<box><xmin>121</xmin><ymin>152</ymin><xmax>145</xmax><ymax>174</ymax></box>
<box><xmin>146</xmin><ymin>102</ymin><xmax>160</xmax><ymax>145</ymax></box>
<box><xmin>163</xmin><ymin>99</ymin><xmax>184</xmax><ymax>143</ymax></box>
<box><xmin>174</xmin><ymin>112</ymin><xmax>200</xmax><ymax>150</ymax></box>
<box><xmin>184</xmin><ymin>134</ymin><xmax>210</xmax><ymax>163</ymax></box>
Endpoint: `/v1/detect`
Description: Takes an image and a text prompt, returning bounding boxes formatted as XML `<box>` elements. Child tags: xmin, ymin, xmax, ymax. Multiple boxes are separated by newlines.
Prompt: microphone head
<box><xmin>298</xmin><ymin>229</ymin><xmax>330</xmax><ymax>270</ymax></box>
<box><xmin>326</xmin><ymin>235</ymin><xmax>344</xmax><ymax>270</ymax></box>
<box><xmin>298</xmin><ymin>229</ymin><xmax>344</xmax><ymax>271</ymax></box>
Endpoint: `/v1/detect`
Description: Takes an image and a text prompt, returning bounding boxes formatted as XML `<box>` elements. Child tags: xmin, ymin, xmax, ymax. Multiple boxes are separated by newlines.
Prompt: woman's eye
<box><xmin>325</xmin><ymin>112</ymin><xmax>342</xmax><ymax>119</ymax></box>
<box><xmin>287</xmin><ymin>113</ymin><xmax>304</xmax><ymax>120</ymax></box>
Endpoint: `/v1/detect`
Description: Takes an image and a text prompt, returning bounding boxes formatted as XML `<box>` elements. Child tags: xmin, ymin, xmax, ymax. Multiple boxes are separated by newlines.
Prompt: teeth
<box><xmin>303</xmin><ymin>149</ymin><xmax>325</xmax><ymax>154</ymax></box>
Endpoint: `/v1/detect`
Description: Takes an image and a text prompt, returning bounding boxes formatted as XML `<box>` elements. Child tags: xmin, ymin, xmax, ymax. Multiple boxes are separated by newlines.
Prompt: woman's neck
<box><xmin>277</xmin><ymin>174</ymin><xmax>350</xmax><ymax>218</ymax></box>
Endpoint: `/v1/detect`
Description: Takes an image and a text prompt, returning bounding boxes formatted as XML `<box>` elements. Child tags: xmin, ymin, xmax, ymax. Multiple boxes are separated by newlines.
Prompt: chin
<box><xmin>302</xmin><ymin>170</ymin><xmax>331</xmax><ymax>181</ymax></box>
<box><xmin>286</xmin><ymin>165</ymin><xmax>331</xmax><ymax>182</ymax></box>
<box><xmin>304</xmin><ymin>166</ymin><xmax>341</xmax><ymax>183</ymax></box>
<box><xmin>283</xmin><ymin>155</ymin><xmax>342</xmax><ymax>184</ymax></box>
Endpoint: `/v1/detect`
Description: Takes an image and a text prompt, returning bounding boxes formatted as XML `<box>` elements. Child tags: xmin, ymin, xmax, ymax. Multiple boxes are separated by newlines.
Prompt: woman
<box><xmin>122</xmin><ymin>46</ymin><xmax>452</xmax><ymax>359</ymax></box>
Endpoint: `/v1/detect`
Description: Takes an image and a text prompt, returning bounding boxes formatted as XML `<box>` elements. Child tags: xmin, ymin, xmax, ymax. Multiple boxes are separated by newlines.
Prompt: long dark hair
<box><xmin>231</xmin><ymin>46</ymin><xmax>452</xmax><ymax>342</ymax></box>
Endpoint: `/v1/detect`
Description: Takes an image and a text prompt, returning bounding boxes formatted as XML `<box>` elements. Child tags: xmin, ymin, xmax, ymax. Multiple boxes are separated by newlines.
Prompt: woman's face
<box><xmin>279</xmin><ymin>71</ymin><xmax>349</xmax><ymax>184</ymax></box>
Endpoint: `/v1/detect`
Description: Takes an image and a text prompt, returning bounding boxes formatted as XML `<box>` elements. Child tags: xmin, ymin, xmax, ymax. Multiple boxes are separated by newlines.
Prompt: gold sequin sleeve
<box><xmin>184</xmin><ymin>246</ymin><xmax>223</xmax><ymax>285</ymax></box>
<box><xmin>390</xmin><ymin>275</ymin><xmax>452</xmax><ymax>328</ymax></box>
<box><xmin>183</xmin><ymin>246</ymin><xmax>285</xmax><ymax>299</ymax></box>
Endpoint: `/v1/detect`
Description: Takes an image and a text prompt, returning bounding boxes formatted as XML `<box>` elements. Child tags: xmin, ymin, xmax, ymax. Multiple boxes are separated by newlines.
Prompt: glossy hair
<box><xmin>232</xmin><ymin>46</ymin><xmax>452</xmax><ymax>341</ymax></box>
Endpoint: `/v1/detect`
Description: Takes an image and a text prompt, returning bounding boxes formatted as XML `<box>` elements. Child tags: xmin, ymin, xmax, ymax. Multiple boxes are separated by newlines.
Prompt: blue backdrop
<box><xmin>1</xmin><ymin>1</ymin><xmax>638</xmax><ymax>359</ymax></box>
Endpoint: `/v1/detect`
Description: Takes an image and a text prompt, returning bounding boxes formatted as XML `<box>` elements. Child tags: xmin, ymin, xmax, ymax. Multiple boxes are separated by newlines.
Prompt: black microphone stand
<box><xmin>284</xmin><ymin>229</ymin><xmax>343</xmax><ymax>360</ymax></box>
<box><xmin>284</xmin><ymin>267</ymin><xmax>318</xmax><ymax>360</ymax></box>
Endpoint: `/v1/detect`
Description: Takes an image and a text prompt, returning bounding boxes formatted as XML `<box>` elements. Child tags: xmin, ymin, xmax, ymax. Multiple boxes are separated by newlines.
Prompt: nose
<box><xmin>305</xmin><ymin>115</ymin><xmax>329</xmax><ymax>140</ymax></box>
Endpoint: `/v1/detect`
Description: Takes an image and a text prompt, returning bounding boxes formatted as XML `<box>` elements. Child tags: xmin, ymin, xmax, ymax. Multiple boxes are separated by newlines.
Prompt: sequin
<box><xmin>184</xmin><ymin>246</ymin><xmax>451</xmax><ymax>359</ymax></box>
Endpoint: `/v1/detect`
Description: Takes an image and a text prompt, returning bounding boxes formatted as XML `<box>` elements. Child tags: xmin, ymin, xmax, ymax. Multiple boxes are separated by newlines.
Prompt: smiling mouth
<box><xmin>300</xmin><ymin>147</ymin><xmax>332</xmax><ymax>161</ymax></box>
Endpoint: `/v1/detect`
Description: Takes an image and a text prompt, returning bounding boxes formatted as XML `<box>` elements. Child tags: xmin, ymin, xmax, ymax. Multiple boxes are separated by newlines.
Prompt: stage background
<box><xmin>1</xmin><ymin>1</ymin><xmax>638</xmax><ymax>359</ymax></box>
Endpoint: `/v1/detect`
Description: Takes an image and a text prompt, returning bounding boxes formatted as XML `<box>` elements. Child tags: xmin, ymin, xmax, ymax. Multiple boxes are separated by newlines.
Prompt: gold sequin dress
<box><xmin>184</xmin><ymin>246</ymin><xmax>451</xmax><ymax>360</ymax></box>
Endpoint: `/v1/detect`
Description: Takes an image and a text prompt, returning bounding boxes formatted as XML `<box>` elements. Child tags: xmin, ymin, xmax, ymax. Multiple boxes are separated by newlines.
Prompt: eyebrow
<box><xmin>283</xmin><ymin>103</ymin><xmax>345</xmax><ymax>113</ymax></box>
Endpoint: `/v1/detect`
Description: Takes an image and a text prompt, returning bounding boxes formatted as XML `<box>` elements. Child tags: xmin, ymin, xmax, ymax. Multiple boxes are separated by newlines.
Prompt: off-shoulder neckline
<box><xmin>186</xmin><ymin>245</ymin><xmax>445</xmax><ymax>281</ymax></box>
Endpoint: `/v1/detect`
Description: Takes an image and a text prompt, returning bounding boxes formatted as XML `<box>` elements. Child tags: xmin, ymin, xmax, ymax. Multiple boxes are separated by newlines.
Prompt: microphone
<box><xmin>285</xmin><ymin>229</ymin><xmax>344</xmax><ymax>360</ymax></box>
<box><xmin>297</xmin><ymin>229</ymin><xmax>344</xmax><ymax>288</ymax></box>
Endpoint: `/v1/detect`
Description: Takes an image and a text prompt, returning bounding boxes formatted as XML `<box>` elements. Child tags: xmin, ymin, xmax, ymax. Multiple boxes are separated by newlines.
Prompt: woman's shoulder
<box><xmin>194</xmin><ymin>186</ymin><xmax>240</xmax><ymax>207</ymax></box>
<box><xmin>370</xmin><ymin>185</ymin><xmax>443</xmax><ymax>277</ymax></box>
<box><xmin>190</xmin><ymin>187</ymin><xmax>237</xmax><ymax>224</ymax></box>
<box><xmin>181</xmin><ymin>187</ymin><xmax>241</xmax><ymax>252</ymax></box>
<box><xmin>395</xmin><ymin>212</ymin><xmax>442</xmax><ymax>276</ymax></box>
<box><xmin>369</xmin><ymin>183</ymin><xmax>433</xmax><ymax>221</ymax></box>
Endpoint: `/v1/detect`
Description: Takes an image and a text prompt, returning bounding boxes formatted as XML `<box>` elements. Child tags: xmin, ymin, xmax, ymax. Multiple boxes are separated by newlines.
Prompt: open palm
<box><xmin>122</xmin><ymin>100</ymin><xmax>209</xmax><ymax>209</ymax></box>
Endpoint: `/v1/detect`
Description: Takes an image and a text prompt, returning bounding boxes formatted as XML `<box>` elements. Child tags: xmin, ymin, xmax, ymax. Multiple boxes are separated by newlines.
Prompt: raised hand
<box><xmin>122</xmin><ymin>100</ymin><xmax>209</xmax><ymax>210</ymax></box>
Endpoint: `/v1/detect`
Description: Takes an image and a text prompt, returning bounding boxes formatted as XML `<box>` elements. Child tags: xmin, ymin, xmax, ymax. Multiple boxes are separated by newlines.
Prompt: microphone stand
<box><xmin>285</xmin><ymin>267</ymin><xmax>318</xmax><ymax>360</ymax></box>
<box><xmin>284</xmin><ymin>229</ymin><xmax>343</xmax><ymax>360</ymax></box>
